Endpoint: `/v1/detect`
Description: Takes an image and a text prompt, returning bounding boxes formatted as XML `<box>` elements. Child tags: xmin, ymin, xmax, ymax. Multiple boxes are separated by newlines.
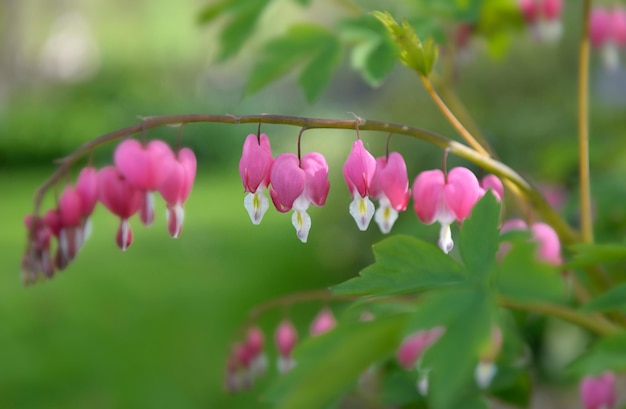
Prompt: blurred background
<box><xmin>2</xmin><ymin>0</ymin><xmax>626</xmax><ymax>407</ymax></box>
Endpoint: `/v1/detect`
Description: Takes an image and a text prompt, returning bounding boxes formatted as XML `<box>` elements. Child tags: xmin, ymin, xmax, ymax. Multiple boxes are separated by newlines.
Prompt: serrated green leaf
<box><xmin>263</xmin><ymin>315</ymin><xmax>408</xmax><ymax>409</ymax></box>
<box><xmin>245</xmin><ymin>24</ymin><xmax>340</xmax><ymax>102</ymax></box>
<box><xmin>565</xmin><ymin>243</ymin><xmax>626</xmax><ymax>269</ymax></box>
<box><xmin>371</xmin><ymin>11</ymin><xmax>438</xmax><ymax>76</ymax></box>
<box><xmin>582</xmin><ymin>282</ymin><xmax>626</xmax><ymax>312</ymax></box>
<box><xmin>414</xmin><ymin>289</ymin><xmax>495</xmax><ymax>409</ymax></box>
<box><xmin>460</xmin><ymin>194</ymin><xmax>501</xmax><ymax>280</ymax></box>
<box><xmin>332</xmin><ymin>235</ymin><xmax>466</xmax><ymax>296</ymax></box>
<box><xmin>495</xmin><ymin>236</ymin><xmax>565</xmax><ymax>304</ymax></box>
<box><xmin>568</xmin><ymin>332</ymin><xmax>626</xmax><ymax>376</ymax></box>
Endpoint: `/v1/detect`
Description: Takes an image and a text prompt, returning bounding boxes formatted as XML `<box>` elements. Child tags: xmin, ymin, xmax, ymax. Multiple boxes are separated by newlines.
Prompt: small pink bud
<box><xmin>275</xmin><ymin>319</ymin><xmax>298</xmax><ymax>373</ymax></box>
<box><xmin>310</xmin><ymin>308</ymin><xmax>336</xmax><ymax>336</ymax></box>
<box><xmin>530</xmin><ymin>222</ymin><xmax>562</xmax><ymax>265</ymax></box>
<box><xmin>396</xmin><ymin>327</ymin><xmax>445</xmax><ymax>370</ymax></box>
<box><xmin>580</xmin><ymin>372</ymin><xmax>617</xmax><ymax>409</ymax></box>
<box><xmin>479</xmin><ymin>174</ymin><xmax>504</xmax><ymax>201</ymax></box>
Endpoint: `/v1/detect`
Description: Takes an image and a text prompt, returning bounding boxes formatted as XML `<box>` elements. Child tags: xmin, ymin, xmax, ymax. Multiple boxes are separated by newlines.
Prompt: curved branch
<box><xmin>31</xmin><ymin>113</ymin><xmax>580</xmax><ymax>245</ymax></box>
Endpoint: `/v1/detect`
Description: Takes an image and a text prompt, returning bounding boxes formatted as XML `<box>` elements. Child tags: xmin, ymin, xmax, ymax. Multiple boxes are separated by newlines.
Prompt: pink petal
<box><xmin>76</xmin><ymin>167</ymin><xmax>100</xmax><ymax>217</ymax></box>
<box><xmin>590</xmin><ymin>8</ymin><xmax>612</xmax><ymax>47</ymax></box>
<box><xmin>480</xmin><ymin>174</ymin><xmax>504</xmax><ymax>201</ymax></box>
<box><xmin>580</xmin><ymin>372</ymin><xmax>616</xmax><ymax>409</ymax></box>
<box><xmin>310</xmin><ymin>308</ymin><xmax>336</xmax><ymax>336</ymax></box>
<box><xmin>239</xmin><ymin>134</ymin><xmax>273</xmax><ymax>193</ymax></box>
<box><xmin>542</xmin><ymin>0</ymin><xmax>562</xmax><ymax>20</ymax></box>
<box><xmin>343</xmin><ymin>140</ymin><xmax>376</xmax><ymax>198</ymax></box>
<box><xmin>301</xmin><ymin>152</ymin><xmax>330</xmax><ymax>207</ymax></box>
<box><xmin>99</xmin><ymin>166</ymin><xmax>142</xmax><ymax>219</ymax></box>
<box><xmin>412</xmin><ymin>169</ymin><xmax>446</xmax><ymax>224</ymax></box>
<box><xmin>269</xmin><ymin>154</ymin><xmax>305</xmax><ymax>213</ymax></box>
<box><xmin>59</xmin><ymin>184</ymin><xmax>83</xmax><ymax>227</ymax></box>
<box><xmin>275</xmin><ymin>320</ymin><xmax>298</xmax><ymax>358</ymax></box>
<box><xmin>444</xmin><ymin>167</ymin><xmax>480</xmax><ymax>221</ymax></box>
<box><xmin>371</xmin><ymin>152</ymin><xmax>411</xmax><ymax>211</ymax></box>
<box><xmin>114</xmin><ymin>139</ymin><xmax>174</xmax><ymax>191</ymax></box>
<box><xmin>530</xmin><ymin>222</ymin><xmax>562</xmax><ymax>264</ymax></box>
<box><xmin>612</xmin><ymin>8</ymin><xmax>626</xmax><ymax>45</ymax></box>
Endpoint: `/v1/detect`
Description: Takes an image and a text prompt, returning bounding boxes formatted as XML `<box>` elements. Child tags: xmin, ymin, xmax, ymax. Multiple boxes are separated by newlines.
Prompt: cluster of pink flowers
<box><xmin>590</xmin><ymin>6</ymin><xmax>626</xmax><ymax>71</ymax></box>
<box><xmin>225</xmin><ymin>308</ymin><xmax>336</xmax><ymax>392</ymax></box>
<box><xmin>518</xmin><ymin>0</ymin><xmax>564</xmax><ymax>42</ymax></box>
<box><xmin>240</xmin><ymin>134</ymin><xmax>511</xmax><ymax>253</ymax></box>
<box><xmin>22</xmin><ymin>138</ymin><xmax>196</xmax><ymax>284</ymax></box>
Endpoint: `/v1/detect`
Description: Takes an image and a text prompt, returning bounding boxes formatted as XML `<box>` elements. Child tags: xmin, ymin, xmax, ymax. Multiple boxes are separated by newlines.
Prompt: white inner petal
<box><xmin>244</xmin><ymin>190</ymin><xmax>270</xmax><ymax>225</ymax></box>
<box><xmin>438</xmin><ymin>223</ymin><xmax>454</xmax><ymax>254</ymax></box>
<box><xmin>374</xmin><ymin>195</ymin><xmax>398</xmax><ymax>234</ymax></box>
<box><xmin>475</xmin><ymin>361</ymin><xmax>497</xmax><ymax>389</ymax></box>
<box><xmin>349</xmin><ymin>192</ymin><xmax>375</xmax><ymax>231</ymax></box>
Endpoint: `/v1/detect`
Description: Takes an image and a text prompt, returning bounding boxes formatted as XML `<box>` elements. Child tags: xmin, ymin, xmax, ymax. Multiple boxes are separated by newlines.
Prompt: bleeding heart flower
<box><xmin>500</xmin><ymin>219</ymin><xmax>562</xmax><ymax>264</ymax></box>
<box><xmin>270</xmin><ymin>154</ymin><xmax>305</xmax><ymax>214</ymax></box>
<box><xmin>343</xmin><ymin>140</ymin><xmax>377</xmax><ymax>231</ymax></box>
<box><xmin>370</xmin><ymin>152</ymin><xmax>411</xmax><ymax>234</ymax></box>
<box><xmin>99</xmin><ymin>166</ymin><xmax>142</xmax><ymax>251</ymax></box>
<box><xmin>240</xmin><ymin>133</ymin><xmax>274</xmax><ymax>225</ymax></box>
<box><xmin>292</xmin><ymin>152</ymin><xmax>330</xmax><ymax>243</ymax></box>
<box><xmin>58</xmin><ymin>184</ymin><xmax>84</xmax><ymax>262</ymax></box>
<box><xmin>479</xmin><ymin>174</ymin><xmax>504</xmax><ymax>201</ymax></box>
<box><xmin>580</xmin><ymin>372</ymin><xmax>617</xmax><ymax>409</ymax></box>
<box><xmin>310</xmin><ymin>308</ymin><xmax>336</xmax><ymax>336</ymax></box>
<box><xmin>275</xmin><ymin>319</ymin><xmax>298</xmax><ymax>374</ymax></box>
<box><xmin>158</xmin><ymin>147</ymin><xmax>196</xmax><ymax>239</ymax></box>
<box><xmin>412</xmin><ymin>167</ymin><xmax>481</xmax><ymax>253</ymax></box>
<box><xmin>114</xmin><ymin>139</ymin><xmax>175</xmax><ymax>226</ymax></box>
<box><xmin>396</xmin><ymin>327</ymin><xmax>445</xmax><ymax>370</ymax></box>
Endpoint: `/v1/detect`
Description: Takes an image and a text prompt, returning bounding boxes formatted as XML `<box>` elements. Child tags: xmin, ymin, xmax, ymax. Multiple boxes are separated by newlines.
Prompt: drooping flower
<box><xmin>370</xmin><ymin>152</ymin><xmax>411</xmax><ymax>234</ymax></box>
<box><xmin>479</xmin><ymin>174</ymin><xmax>504</xmax><ymax>201</ymax></box>
<box><xmin>75</xmin><ymin>166</ymin><xmax>100</xmax><ymax>241</ymax></box>
<box><xmin>98</xmin><ymin>166</ymin><xmax>142</xmax><ymax>250</ymax></box>
<box><xmin>114</xmin><ymin>139</ymin><xmax>175</xmax><ymax>226</ymax></box>
<box><xmin>22</xmin><ymin>214</ymin><xmax>55</xmax><ymax>282</ymax></box>
<box><xmin>58</xmin><ymin>184</ymin><xmax>84</xmax><ymax>262</ymax></box>
<box><xmin>396</xmin><ymin>327</ymin><xmax>445</xmax><ymax>371</ymax></box>
<box><xmin>275</xmin><ymin>319</ymin><xmax>298</xmax><ymax>374</ymax></box>
<box><xmin>590</xmin><ymin>7</ymin><xmax>626</xmax><ymax>71</ymax></box>
<box><xmin>239</xmin><ymin>133</ymin><xmax>273</xmax><ymax>225</ymax></box>
<box><xmin>500</xmin><ymin>219</ymin><xmax>562</xmax><ymax>265</ymax></box>
<box><xmin>518</xmin><ymin>0</ymin><xmax>563</xmax><ymax>42</ymax></box>
<box><xmin>245</xmin><ymin>326</ymin><xmax>268</xmax><ymax>377</ymax></box>
<box><xmin>310</xmin><ymin>308</ymin><xmax>336</xmax><ymax>336</ymax></box>
<box><xmin>343</xmin><ymin>140</ymin><xmax>377</xmax><ymax>231</ymax></box>
<box><xmin>580</xmin><ymin>372</ymin><xmax>617</xmax><ymax>409</ymax></box>
<box><xmin>158</xmin><ymin>147</ymin><xmax>197</xmax><ymax>238</ymax></box>
<box><xmin>270</xmin><ymin>154</ymin><xmax>305</xmax><ymax>214</ymax></box>
<box><xmin>412</xmin><ymin>167</ymin><xmax>481</xmax><ymax>253</ymax></box>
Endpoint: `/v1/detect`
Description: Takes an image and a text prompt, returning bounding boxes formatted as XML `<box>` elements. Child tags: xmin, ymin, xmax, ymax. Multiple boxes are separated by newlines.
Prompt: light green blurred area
<box><xmin>3</xmin><ymin>0</ymin><xmax>626</xmax><ymax>407</ymax></box>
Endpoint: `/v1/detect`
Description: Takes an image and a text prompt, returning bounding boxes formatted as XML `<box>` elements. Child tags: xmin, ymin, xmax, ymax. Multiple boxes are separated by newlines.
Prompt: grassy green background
<box><xmin>3</xmin><ymin>0</ymin><xmax>626</xmax><ymax>407</ymax></box>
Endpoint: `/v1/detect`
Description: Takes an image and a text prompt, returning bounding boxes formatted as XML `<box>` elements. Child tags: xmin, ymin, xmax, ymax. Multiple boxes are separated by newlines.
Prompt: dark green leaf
<box><xmin>332</xmin><ymin>235</ymin><xmax>466</xmax><ymax>296</ymax></box>
<box><xmin>460</xmin><ymin>193</ymin><xmax>501</xmax><ymax>281</ymax></box>
<box><xmin>409</xmin><ymin>289</ymin><xmax>495</xmax><ymax>409</ymax></box>
<box><xmin>568</xmin><ymin>332</ymin><xmax>626</xmax><ymax>376</ymax></box>
<box><xmin>582</xmin><ymin>282</ymin><xmax>626</xmax><ymax>312</ymax></box>
<box><xmin>263</xmin><ymin>315</ymin><xmax>408</xmax><ymax>409</ymax></box>
<box><xmin>495</xmin><ymin>237</ymin><xmax>565</xmax><ymax>304</ymax></box>
<box><xmin>565</xmin><ymin>243</ymin><xmax>626</xmax><ymax>269</ymax></box>
<box><xmin>245</xmin><ymin>24</ymin><xmax>341</xmax><ymax>102</ymax></box>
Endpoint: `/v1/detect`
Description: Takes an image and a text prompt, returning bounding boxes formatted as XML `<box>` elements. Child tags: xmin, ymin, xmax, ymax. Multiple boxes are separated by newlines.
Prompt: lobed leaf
<box><xmin>459</xmin><ymin>193</ymin><xmax>501</xmax><ymax>281</ymax></box>
<box><xmin>564</xmin><ymin>243</ymin><xmax>626</xmax><ymax>270</ymax></box>
<box><xmin>332</xmin><ymin>235</ymin><xmax>466</xmax><ymax>296</ymax></box>
<box><xmin>568</xmin><ymin>332</ymin><xmax>626</xmax><ymax>376</ymax></box>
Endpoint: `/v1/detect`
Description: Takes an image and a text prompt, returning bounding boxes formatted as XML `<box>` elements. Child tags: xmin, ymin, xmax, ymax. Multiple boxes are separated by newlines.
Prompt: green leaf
<box><xmin>263</xmin><ymin>315</ymin><xmax>408</xmax><ymax>409</ymax></box>
<box><xmin>198</xmin><ymin>0</ymin><xmax>267</xmax><ymax>60</ymax></box>
<box><xmin>339</xmin><ymin>16</ymin><xmax>397</xmax><ymax>86</ymax></box>
<box><xmin>582</xmin><ymin>282</ymin><xmax>626</xmax><ymax>312</ymax></box>
<box><xmin>488</xmin><ymin>366</ymin><xmax>531</xmax><ymax>408</ymax></box>
<box><xmin>565</xmin><ymin>243</ymin><xmax>626</xmax><ymax>269</ymax></box>
<box><xmin>245</xmin><ymin>24</ymin><xmax>341</xmax><ymax>102</ymax></box>
<box><xmin>459</xmin><ymin>193</ymin><xmax>501</xmax><ymax>281</ymax></box>
<box><xmin>409</xmin><ymin>289</ymin><xmax>495</xmax><ymax>409</ymax></box>
<box><xmin>495</xmin><ymin>236</ymin><xmax>565</xmax><ymax>304</ymax></box>
<box><xmin>332</xmin><ymin>235</ymin><xmax>466</xmax><ymax>296</ymax></box>
<box><xmin>371</xmin><ymin>11</ymin><xmax>439</xmax><ymax>76</ymax></box>
<box><xmin>568</xmin><ymin>332</ymin><xmax>626</xmax><ymax>376</ymax></box>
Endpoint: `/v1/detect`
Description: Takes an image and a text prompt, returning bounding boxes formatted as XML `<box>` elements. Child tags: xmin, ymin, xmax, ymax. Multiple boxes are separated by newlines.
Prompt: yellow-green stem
<box><xmin>579</xmin><ymin>0</ymin><xmax>593</xmax><ymax>243</ymax></box>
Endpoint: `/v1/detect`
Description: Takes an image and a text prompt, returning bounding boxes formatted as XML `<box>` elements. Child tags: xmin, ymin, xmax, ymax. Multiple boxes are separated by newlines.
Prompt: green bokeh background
<box><xmin>2</xmin><ymin>0</ymin><xmax>626</xmax><ymax>407</ymax></box>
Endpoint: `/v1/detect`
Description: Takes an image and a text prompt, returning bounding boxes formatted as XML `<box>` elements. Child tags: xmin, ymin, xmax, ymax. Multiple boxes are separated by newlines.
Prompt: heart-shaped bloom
<box><xmin>412</xmin><ymin>167</ymin><xmax>480</xmax><ymax>253</ymax></box>
<box><xmin>158</xmin><ymin>148</ymin><xmax>197</xmax><ymax>239</ymax></box>
<box><xmin>114</xmin><ymin>139</ymin><xmax>174</xmax><ymax>226</ymax></box>
<box><xmin>240</xmin><ymin>133</ymin><xmax>274</xmax><ymax>225</ymax></box>
<box><xmin>245</xmin><ymin>326</ymin><xmax>267</xmax><ymax>377</ymax></box>
<box><xmin>343</xmin><ymin>140</ymin><xmax>377</xmax><ymax>231</ymax></box>
<box><xmin>519</xmin><ymin>0</ymin><xmax>563</xmax><ymax>42</ymax></box>
<box><xmin>275</xmin><ymin>319</ymin><xmax>298</xmax><ymax>374</ymax></box>
<box><xmin>580</xmin><ymin>372</ymin><xmax>617</xmax><ymax>409</ymax></box>
<box><xmin>270</xmin><ymin>154</ymin><xmax>305</xmax><ymax>214</ymax></box>
<box><xmin>99</xmin><ymin>166</ymin><xmax>142</xmax><ymax>251</ymax></box>
<box><xmin>310</xmin><ymin>308</ymin><xmax>336</xmax><ymax>336</ymax></box>
<box><xmin>370</xmin><ymin>152</ymin><xmax>411</xmax><ymax>234</ymax></box>
<box><xmin>500</xmin><ymin>219</ymin><xmax>562</xmax><ymax>264</ymax></box>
